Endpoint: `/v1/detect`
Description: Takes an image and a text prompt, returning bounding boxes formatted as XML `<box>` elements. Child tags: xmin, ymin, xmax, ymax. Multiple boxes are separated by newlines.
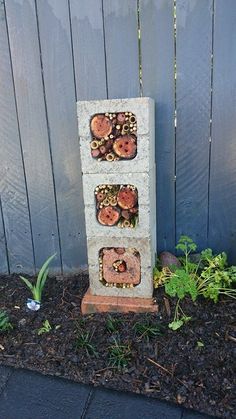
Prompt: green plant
<box><xmin>168</xmin><ymin>299</ymin><xmax>191</xmax><ymax>331</ymax></box>
<box><xmin>0</xmin><ymin>311</ymin><xmax>13</xmax><ymax>332</ymax></box>
<box><xmin>20</xmin><ymin>253</ymin><xmax>56</xmax><ymax>303</ymax></box>
<box><xmin>133</xmin><ymin>320</ymin><xmax>163</xmax><ymax>341</ymax></box>
<box><xmin>76</xmin><ymin>328</ymin><xmax>97</xmax><ymax>356</ymax></box>
<box><xmin>108</xmin><ymin>337</ymin><xmax>132</xmax><ymax>370</ymax></box>
<box><xmin>196</xmin><ymin>340</ymin><xmax>204</xmax><ymax>348</ymax></box>
<box><xmin>176</xmin><ymin>235</ymin><xmax>197</xmax><ymax>273</ymax></box>
<box><xmin>155</xmin><ymin>236</ymin><xmax>236</xmax><ymax>330</ymax></box>
<box><xmin>37</xmin><ymin>319</ymin><xmax>52</xmax><ymax>335</ymax></box>
<box><xmin>106</xmin><ymin>315</ymin><xmax>121</xmax><ymax>333</ymax></box>
<box><xmin>197</xmin><ymin>249</ymin><xmax>236</xmax><ymax>302</ymax></box>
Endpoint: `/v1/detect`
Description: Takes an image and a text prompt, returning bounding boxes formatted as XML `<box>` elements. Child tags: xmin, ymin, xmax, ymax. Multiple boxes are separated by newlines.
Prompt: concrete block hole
<box><xmin>99</xmin><ymin>247</ymin><xmax>141</xmax><ymax>288</ymax></box>
<box><xmin>95</xmin><ymin>184</ymin><xmax>139</xmax><ymax>228</ymax></box>
<box><xmin>90</xmin><ymin>112</ymin><xmax>137</xmax><ymax>161</ymax></box>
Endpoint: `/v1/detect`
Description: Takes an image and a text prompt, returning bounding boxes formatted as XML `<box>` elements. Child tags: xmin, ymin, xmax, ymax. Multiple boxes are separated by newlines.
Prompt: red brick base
<box><xmin>81</xmin><ymin>289</ymin><xmax>158</xmax><ymax>315</ymax></box>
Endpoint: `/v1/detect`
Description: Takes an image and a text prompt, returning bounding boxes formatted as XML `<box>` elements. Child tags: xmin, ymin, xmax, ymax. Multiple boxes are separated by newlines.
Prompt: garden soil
<box><xmin>0</xmin><ymin>274</ymin><xmax>235</xmax><ymax>418</ymax></box>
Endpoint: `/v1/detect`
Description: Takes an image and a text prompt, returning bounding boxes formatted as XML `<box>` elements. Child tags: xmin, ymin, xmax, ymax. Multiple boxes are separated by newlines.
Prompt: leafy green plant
<box><xmin>106</xmin><ymin>315</ymin><xmax>121</xmax><ymax>333</ymax></box>
<box><xmin>37</xmin><ymin>319</ymin><xmax>52</xmax><ymax>335</ymax></box>
<box><xmin>76</xmin><ymin>328</ymin><xmax>97</xmax><ymax>356</ymax></box>
<box><xmin>197</xmin><ymin>249</ymin><xmax>236</xmax><ymax>302</ymax></box>
<box><xmin>176</xmin><ymin>235</ymin><xmax>197</xmax><ymax>273</ymax></box>
<box><xmin>133</xmin><ymin>319</ymin><xmax>163</xmax><ymax>341</ymax></box>
<box><xmin>155</xmin><ymin>235</ymin><xmax>236</xmax><ymax>331</ymax></box>
<box><xmin>20</xmin><ymin>253</ymin><xmax>56</xmax><ymax>303</ymax></box>
<box><xmin>165</xmin><ymin>269</ymin><xmax>198</xmax><ymax>301</ymax></box>
<box><xmin>168</xmin><ymin>299</ymin><xmax>191</xmax><ymax>331</ymax></box>
<box><xmin>108</xmin><ymin>338</ymin><xmax>132</xmax><ymax>370</ymax></box>
<box><xmin>0</xmin><ymin>311</ymin><xmax>13</xmax><ymax>333</ymax></box>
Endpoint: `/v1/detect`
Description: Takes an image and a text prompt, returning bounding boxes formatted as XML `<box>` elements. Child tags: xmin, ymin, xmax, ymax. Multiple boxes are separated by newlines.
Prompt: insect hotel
<box><xmin>77</xmin><ymin>98</ymin><xmax>157</xmax><ymax>313</ymax></box>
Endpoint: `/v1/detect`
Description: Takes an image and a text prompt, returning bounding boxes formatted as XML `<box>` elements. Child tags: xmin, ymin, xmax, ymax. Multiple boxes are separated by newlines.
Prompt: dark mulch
<box><xmin>0</xmin><ymin>274</ymin><xmax>235</xmax><ymax>418</ymax></box>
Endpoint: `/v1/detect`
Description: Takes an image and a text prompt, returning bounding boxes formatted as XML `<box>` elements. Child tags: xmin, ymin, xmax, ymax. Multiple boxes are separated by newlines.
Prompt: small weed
<box><xmin>76</xmin><ymin>327</ymin><xmax>97</xmax><ymax>357</ymax></box>
<box><xmin>37</xmin><ymin>319</ymin><xmax>52</xmax><ymax>335</ymax></box>
<box><xmin>168</xmin><ymin>299</ymin><xmax>192</xmax><ymax>331</ymax></box>
<box><xmin>108</xmin><ymin>337</ymin><xmax>132</xmax><ymax>370</ymax></box>
<box><xmin>0</xmin><ymin>311</ymin><xmax>13</xmax><ymax>333</ymax></box>
<box><xmin>196</xmin><ymin>340</ymin><xmax>204</xmax><ymax>349</ymax></box>
<box><xmin>106</xmin><ymin>315</ymin><xmax>121</xmax><ymax>333</ymax></box>
<box><xmin>133</xmin><ymin>320</ymin><xmax>163</xmax><ymax>342</ymax></box>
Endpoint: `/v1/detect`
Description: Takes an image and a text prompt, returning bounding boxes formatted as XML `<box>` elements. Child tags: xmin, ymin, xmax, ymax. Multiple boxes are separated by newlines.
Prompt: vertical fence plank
<box><xmin>5</xmin><ymin>0</ymin><xmax>61</xmax><ymax>272</ymax></box>
<box><xmin>140</xmin><ymin>0</ymin><xmax>175</xmax><ymax>253</ymax></box>
<box><xmin>0</xmin><ymin>197</ymin><xmax>8</xmax><ymax>274</ymax></box>
<box><xmin>70</xmin><ymin>0</ymin><xmax>107</xmax><ymax>100</ymax></box>
<box><xmin>208</xmin><ymin>0</ymin><xmax>236</xmax><ymax>262</ymax></box>
<box><xmin>36</xmin><ymin>0</ymin><xmax>87</xmax><ymax>271</ymax></box>
<box><xmin>175</xmin><ymin>0</ymin><xmax>213</xmax><ymax>250</ymax></box>
<box><xmin>0</xmin><ymin>1</ymin><xmax>35</xmax><ymax>273</ymax></box>
<box><xmin>103</xmin><ymin>0</ymin><xmax>140</xmax><ymax>98</ymax></box>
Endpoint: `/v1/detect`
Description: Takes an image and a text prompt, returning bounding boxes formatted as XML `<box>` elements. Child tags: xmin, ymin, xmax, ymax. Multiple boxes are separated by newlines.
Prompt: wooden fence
<box><xmin>0</xmin><ymin>0</ymin><xmax>236</xmax><ymax>274</ymax></box>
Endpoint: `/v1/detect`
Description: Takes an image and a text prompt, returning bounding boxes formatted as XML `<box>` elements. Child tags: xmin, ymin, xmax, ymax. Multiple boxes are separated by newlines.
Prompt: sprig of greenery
<box><xmin>37</xmin><ymin>320</ymin><xmax>52</xmax><ymax>335</ymax></box>
<box><xmin>76</xmin><ymin>325</ymin><xmax>97</xmax><ymax>357</ymax></box>
<box><xmin>106</xmin><ymin>315</ymin><xmax>121</xmax><ymax>333</ymax></box>
<box><xmin>133</xmin><ymin>320</ymin><xmax>163</xmax><ymax>342</ymax></box>
<box><xmin>108</xmin><ymin>338</ymin><xmax>132</xmax><ymax>370</ymax></box>
<box><xmin>20</xmin><ymin>253</ymin><xmax>56</xmax><ymax>303</ymax></box>
<box><xmin>0</xmin><ymin>311</ymin><xmax>13</xmax><ymax>333</ymax></box>
<box><xmin>165</xmin><ymin>269</ymin><xmax>198</xmax><ymax>301</ymax></box>
<box><xmin>168</xmin><ymin>299</ymin><xmax>192</xmax><ymax>331</ymax></box>
<box><xmin>155</xmin><ymin>235</ymin><xmax>236</xmax><ymax>331</ymax></box>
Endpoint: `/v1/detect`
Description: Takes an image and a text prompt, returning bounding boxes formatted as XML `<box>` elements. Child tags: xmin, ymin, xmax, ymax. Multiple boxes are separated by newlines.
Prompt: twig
<box><xmin>147</xmin><ymin>358</ymin><xmax>189</xmax><ymax>389</ymax></box>
<box><xmin>226</xmin><ymin>334</ymin><xmax>236</xmax><ymax>343</ymax></box>
<box><xmin>95</xmin><ymin>366</ymin><xmax>116</xmax><ymax>374</ymax></box>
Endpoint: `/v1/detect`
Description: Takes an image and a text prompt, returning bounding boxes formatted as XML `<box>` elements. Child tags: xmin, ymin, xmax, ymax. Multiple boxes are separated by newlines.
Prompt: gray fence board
<box><xmin>175</xmin><ymin>0</ymin><xmax>213</xmax><ymax>250</ymax></box>
<box><xmin>36</xmin><ymin>0</ymin><xmax>87</xmax><ymax>271</ymax></box>
<box><xmin>103</xmin><ymin>0</ymin><xmax>140</xmax><ymax>98</ymax></box>
<box><xmin>5</xmin><ymin>0</ymin><xmax>61</xmax><ymax>272</ymax></box>
<box><xmin>0</xmin><ymin>197</ymin><xmax>9</xmax><ymax>274</ymax></box>
<box><xmin>1</xmin><ymin>0</ymin><xmax>236</xmax><ymax>274</ymax></box>
<box><xmin>0</xmin><ymin>1</ymin><xmax>34</xmax><ymax>273</ymax></box>
<box><xmin>70</xmin><ymin>0</ymin><xmax>107</xmax><ymax>100</ymax></box>
<box><xmin>140</xmin><ymin>0</ymin><xmax>176</xmax><ymax>253</ymax></box>
<box><xmin>208</xmin><ymin>0</ymin><xmax>236</xmax><ymax>262</ymax></box>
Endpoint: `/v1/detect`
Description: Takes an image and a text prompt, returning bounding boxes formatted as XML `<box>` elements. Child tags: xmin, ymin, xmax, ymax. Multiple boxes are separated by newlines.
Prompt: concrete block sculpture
<box><xmin>77</xmin><ymin>97</ymin><xmax>158</xmax><ymax>314</ymax></box>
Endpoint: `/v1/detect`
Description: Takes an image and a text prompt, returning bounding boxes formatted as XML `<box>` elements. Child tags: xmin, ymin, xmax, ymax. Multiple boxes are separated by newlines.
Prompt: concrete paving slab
<box><xmin>0</xmin><ymin>366</ymin><xmax>12</xmax><ymax>395</ymax></box>
<box><xmin>84</xmin><ymin>387</ymin><xmax>182</xmax><ymax>419</ymax></box>
<box><xmin>0</xmin><ymin>368</ymin><xmax>90</xmax><ymax>419</ymax></box>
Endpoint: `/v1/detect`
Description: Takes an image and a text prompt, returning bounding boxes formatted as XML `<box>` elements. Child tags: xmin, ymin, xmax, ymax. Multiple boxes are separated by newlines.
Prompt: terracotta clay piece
<box><xmin>99</xmin><ymin>247</ymin><xmax>141</xmax><ymax>288</ymax></box>
<box><xmin>90</xmin><ymin>112</ymin><xmax>137</xmax><ymax>161</ymax></box>
<box><xmin>95</xmin><ymin>184</ymin><xmax>138</xmax><ymax>228</ymax></box>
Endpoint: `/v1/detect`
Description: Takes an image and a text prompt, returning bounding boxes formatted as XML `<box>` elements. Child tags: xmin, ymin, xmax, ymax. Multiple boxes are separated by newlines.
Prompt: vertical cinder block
<box><xmin>77</xmin><ymin>97</ymin><xmax>157</xmax><ymax>313</ymax></box>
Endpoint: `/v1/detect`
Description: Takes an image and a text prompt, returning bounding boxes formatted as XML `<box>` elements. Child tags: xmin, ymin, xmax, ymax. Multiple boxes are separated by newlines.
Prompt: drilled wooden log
<box><xmin>117</xmin><ymin>261</ymin><xmax>127</xmax><ymax>272</ymax></box>
<box><xmin>114</xmin><ymin>248</ymin><xmax>125</xmax><ymax>255</ymax></box>
<box><xmin>121</xmin><ymin>209</ymin><xmax>131</xmax><ymax>220</ymax></box>
<box><xmin>90</xmin><ymin>114</ymin><xmax>112</xmax><ymax>139</ymax></box>
<box><xmin>96</xmin><ymin>192</ymin><xmax>105</xmax><ymax>202</ymax></box>
<box><xmin>117</xmin><ymin>187</ymin><xmax>138</xmax><ymax>209</ymax></box>
<box><xmin>99</xmin><ymin>145</ymin><xmax>106</xmax><ymax>154</ymax></box>
<box><xmin>97</xmin><ymin>206</ymin><xmax>120</xmax><ymax>226</ymax></box>
<box><xmin>91</xmin><ymin>148</ymin><xmax>101</xmax><ymax>158</ymax></box>
<box><xmin>129</xmin><ymin>206</ymin><xmax>138</xmax><ymax>214</ymax></box>
<box><xmin>117</xmin><ymin>113</ymin><xmax>126</xmax><ymax>124</ymax></box>
<box><xmin>113</xmin><ymin>135</ymin><xmax>137</xmax><ymax>159</ymax></box>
